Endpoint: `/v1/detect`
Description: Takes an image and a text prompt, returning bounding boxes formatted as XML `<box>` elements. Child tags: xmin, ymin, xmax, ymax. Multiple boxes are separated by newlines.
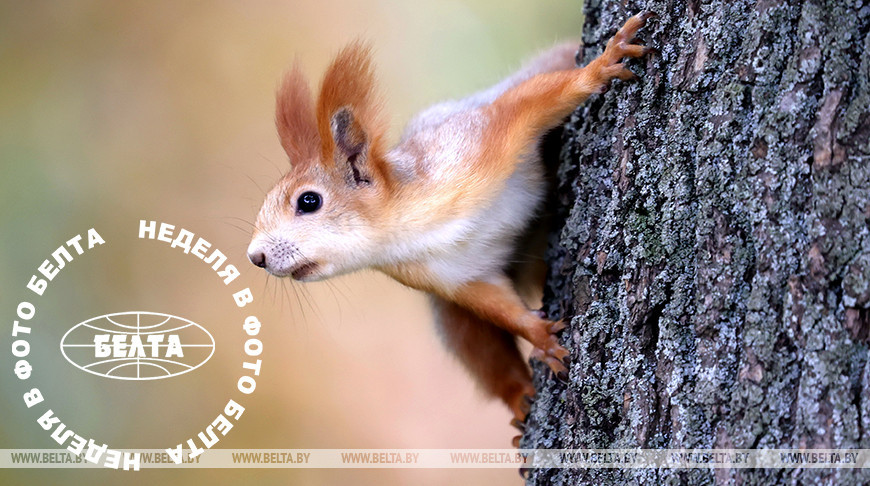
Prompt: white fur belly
<box><xmin>421</xmin><ymin>153</ymin><xmax>546</xmax><ymax>286</ymax></box>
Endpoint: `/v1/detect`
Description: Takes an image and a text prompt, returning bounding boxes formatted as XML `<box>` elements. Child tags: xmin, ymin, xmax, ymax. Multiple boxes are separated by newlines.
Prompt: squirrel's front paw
<box><xmin>599</xmin><ymin>12</ymin><xmax>656</xmax><ymax>81</ymax></box>
<box><xmin>529</xmin><ymin>318</ymin><xmax>570</xmax><ymax>379</ymax></box>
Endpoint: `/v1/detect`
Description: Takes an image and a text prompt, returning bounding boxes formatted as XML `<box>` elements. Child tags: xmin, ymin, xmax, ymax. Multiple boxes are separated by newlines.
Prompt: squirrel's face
<box><xmin>248</xmin><ymin>46</ymin><xmax>390</xmax><ymax>281</ymax></box>
<box><xmin>247</xmin><ymin>160</ymin><xmax>388</xmax><ymax>281</ymax></box>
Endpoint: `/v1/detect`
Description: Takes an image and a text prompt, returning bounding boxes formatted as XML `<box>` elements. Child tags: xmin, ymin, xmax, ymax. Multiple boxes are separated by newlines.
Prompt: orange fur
<box><xmin>451</xmin><ymin>278</ymin><xmax>569</xmax><ymax>375</ymax></box>
<box><xmin>250</xmin><ymin>13</ymin><xmax>655</xmax><ymax>439</ymax></box>
<box><xmin>431</xmin><ymin>297</ymin><xmax>534</xmax><ymax>422</ymax></box>
<box><xmin>477</xmin><ymin>15</ymin><xmax>654</xmax><ymax>190</ymax></box>
<box><xmin>276</xmin><ymin>63</ymin><xmax>320</xmax><ymax>165</ymax></box>
<box><xmin>377</xmin><ymin>13</ymin><xmax>653</xmax><ymax>402</ymax></box>
<box><xmin>315</xmin><ymin>41</ymin><xmax>393</xmax><ymax>189</ymax></box>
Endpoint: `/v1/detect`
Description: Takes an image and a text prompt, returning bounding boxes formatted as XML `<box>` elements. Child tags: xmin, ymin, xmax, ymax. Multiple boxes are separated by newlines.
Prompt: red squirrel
<box><xmin>247</xmin><ymin>13</ymin><xmax>654</xmax><ymax>441</ymax></box>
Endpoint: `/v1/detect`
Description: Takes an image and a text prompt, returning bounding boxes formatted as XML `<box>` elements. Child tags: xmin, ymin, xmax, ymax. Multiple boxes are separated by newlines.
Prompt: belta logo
<box><xmin>60</xmin><ymin>311</ymin><xmax>215</xmax><ymax>380</ymax></box>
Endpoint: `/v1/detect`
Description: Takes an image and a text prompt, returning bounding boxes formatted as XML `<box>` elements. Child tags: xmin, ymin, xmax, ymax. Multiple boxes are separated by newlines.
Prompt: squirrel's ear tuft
<box><xmin>276</xmin><ymin>63</ymin><xmax>319</xmax><ymax>166</ymax></box>
<box><xmin>316</xmin><ymin>41</ymin><xmax>389</xmax><ymax>186</ymax></box>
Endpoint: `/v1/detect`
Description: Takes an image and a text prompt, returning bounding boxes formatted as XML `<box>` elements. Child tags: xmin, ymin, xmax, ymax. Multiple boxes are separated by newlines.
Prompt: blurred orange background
<box><xmin>0</xmin><ymin>1</ymin><xmax>582</xmax><ymax>484</ymax></box>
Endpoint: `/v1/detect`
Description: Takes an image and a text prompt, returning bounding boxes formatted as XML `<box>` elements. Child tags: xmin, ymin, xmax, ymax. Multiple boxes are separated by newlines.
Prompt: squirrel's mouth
<box><xmin>290</xmin><ymin>261</ymin><xmax>318</xmax><ymax>280</ymax></box>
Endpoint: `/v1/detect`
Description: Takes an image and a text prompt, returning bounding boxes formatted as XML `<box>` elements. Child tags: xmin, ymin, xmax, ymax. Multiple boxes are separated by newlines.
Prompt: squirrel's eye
<box><xmin>296</xmin><ymin>191</ymin><xmax>322</xmax><ymax>214</ymax></box>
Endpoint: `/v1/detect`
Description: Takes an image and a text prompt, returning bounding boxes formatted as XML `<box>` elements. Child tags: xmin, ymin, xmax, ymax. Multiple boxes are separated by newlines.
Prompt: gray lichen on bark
<box><xmin>523</xmin><ymin>0</ymin><xmax>870</xmax><ymax>484</ymax></box>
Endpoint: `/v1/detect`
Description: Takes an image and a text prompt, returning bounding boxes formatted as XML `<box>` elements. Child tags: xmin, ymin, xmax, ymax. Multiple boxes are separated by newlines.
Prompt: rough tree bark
<box><xmin>523</xmin><ymin>0</ymin><xmax>870</xmax><ymax>484</ymax></box>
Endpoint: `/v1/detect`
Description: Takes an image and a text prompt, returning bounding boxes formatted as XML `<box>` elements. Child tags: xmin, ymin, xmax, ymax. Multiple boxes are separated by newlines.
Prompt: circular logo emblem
<box><xmin>9</xmin><ymin>220</ymin><xmax>265</xmax><ymax>471</ymax></box>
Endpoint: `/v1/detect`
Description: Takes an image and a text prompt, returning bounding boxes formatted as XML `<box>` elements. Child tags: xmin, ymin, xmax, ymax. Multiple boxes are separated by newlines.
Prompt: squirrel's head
<box><xmin>247</xmin><ymin>42</ymin><xmax>393</xmax><ymax>281</ymax></box>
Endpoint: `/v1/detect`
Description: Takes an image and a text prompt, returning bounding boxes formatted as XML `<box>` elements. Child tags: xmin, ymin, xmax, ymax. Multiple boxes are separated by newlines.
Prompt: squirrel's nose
<box><xmin>248</xmin><ymin>250</ymin><xmax>267</xmax><ymax>268</ymax></box>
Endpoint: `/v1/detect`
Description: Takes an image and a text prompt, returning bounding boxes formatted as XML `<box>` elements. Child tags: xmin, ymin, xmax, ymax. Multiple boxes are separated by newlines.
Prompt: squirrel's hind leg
<box><xmin>431</xmin><ymin>296</ymin><xmax>535</xmax><ymax>439</ymax></box>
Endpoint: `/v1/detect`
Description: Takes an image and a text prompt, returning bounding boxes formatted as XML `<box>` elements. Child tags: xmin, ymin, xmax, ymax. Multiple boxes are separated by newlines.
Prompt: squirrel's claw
<box><xmin>520</xmin><ymin>393</ymin><xmax>534</xmax><ymax>415</ymax></box>
<box><xmin>530</xmin><ymin>342</ymin><xmax>570</xmax><ymax>376</ymax></box>
<box><xmin>548</xmin><ymin>319</ymin><xmax>567</xmax><ymax>333</ymax></box>
<box><xmin>519</xmin><ymin>463</ymin><xmax>531</xmax><ymax>479</ymax></box>
<box><xmin>603</xmin><ymin>12</ymin><xmax>655</xmax><ymax>64</ymax></box>
<box><xmin>510</xmin><ymin>392</ymin><xmax>534</xmax><ymax>450</ymax></box>
<box><xmin>529</xmin><ymin>314</ymin><xmax>570</xmax><ymax>379</ymax></box>
<box><xmin>589</xmin><ymin>11</ymin><xmax>655</xmax><ymax>94</ymax></box>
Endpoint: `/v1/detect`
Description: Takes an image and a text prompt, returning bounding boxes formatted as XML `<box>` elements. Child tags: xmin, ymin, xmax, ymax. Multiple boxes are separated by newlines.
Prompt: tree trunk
<box><xmin>523</xmin><ymin>0</ymin><xmax>870</xmax><ymax>484</ymax></box>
